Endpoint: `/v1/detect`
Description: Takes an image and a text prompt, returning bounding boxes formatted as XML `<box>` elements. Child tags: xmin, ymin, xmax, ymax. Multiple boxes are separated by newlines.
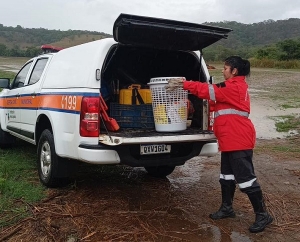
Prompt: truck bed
<box><xmin>110</xmin><ymin>127</ymin><xmax>212</xmax><ymax>137</ymax></box>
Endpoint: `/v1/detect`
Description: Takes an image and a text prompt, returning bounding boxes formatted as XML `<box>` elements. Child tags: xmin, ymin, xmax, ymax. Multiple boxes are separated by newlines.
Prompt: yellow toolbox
<box><xmin>119</xmin><ymin>84</ymin><xmax>152</xmax><ymax>104</ymax></box>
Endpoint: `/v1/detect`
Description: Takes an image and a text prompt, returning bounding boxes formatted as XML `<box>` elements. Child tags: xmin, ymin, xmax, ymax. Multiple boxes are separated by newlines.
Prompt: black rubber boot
<box><xmin>247</xmin><ymin>190</ymin><xmax>273</xmax><ymax>233</ymax></box>
<box><xmin>209</xmin><ymin>183</ymin><xmax>236</xmax><ymax>220</ymax></box>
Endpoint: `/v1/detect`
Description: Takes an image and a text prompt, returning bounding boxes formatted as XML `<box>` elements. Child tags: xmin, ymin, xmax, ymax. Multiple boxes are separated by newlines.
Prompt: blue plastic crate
<box><xmin>110</xmin><ymin>103</ymin><xmax>155</xmax><ymax>129</ymax></box>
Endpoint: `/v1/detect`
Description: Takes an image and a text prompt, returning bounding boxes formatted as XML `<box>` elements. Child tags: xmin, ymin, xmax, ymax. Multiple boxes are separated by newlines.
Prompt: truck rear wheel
<box><xmin>144</xmin><ymin>165</ymin><xmax>176</xmax><ymax>178</ymax></box>
<box><xmin>37</xmin><ymin>129</ymin><xmax>72</xmax><ymax>187</ymax></box>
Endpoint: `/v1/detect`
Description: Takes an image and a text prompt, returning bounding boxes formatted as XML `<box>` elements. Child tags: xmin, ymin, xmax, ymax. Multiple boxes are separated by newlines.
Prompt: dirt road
<box><xmin>0</xmin><ymin>63</ymin><xmax>300</xmax><ymax>241</ymax></box>
<box><xmin>3</xmin><ymin>143</ymin><xmax>299</xmax><ymax>242</ymax></box>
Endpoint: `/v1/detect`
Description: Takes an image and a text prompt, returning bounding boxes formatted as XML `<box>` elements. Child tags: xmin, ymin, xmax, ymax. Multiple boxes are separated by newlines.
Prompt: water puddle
<box><xmin>167</xmin><ymin>162</ymin><xmax>252</xmax><ymax>242</ymax></box>
<box><xmin>124</xmin><ymin>207</ymin><xmax>253</xmax><ymax>242</ymax></box>
<box><xmin>249</xmin><ymin>97</ymin><xmax>300</xmax><ymax>139</ymax></box>
<box><xmin>168</xmin><ymin>160</ymin><xmax>204</xmax><ymax>188</ymax></box>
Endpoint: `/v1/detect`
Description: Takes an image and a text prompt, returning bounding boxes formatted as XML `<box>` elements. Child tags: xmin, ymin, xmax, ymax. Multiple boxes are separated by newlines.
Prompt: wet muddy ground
<box><xmin>1</xmin><ymin>145</ymin><xmax>300</xmax><ymax>242</ymax></box>
<box><xmin>0</xmin><ymin>62</ymin><xmax>300</xmax><ymax>241</ymax></box>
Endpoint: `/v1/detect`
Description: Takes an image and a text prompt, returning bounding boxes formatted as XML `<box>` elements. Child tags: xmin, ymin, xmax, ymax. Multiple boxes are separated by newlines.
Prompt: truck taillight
<box><xmin>208</xmin><ymin>100</ymin><xmax>215</xmax><ymax>131</ymax></box>
<box><xmin>80</xmin><ymin>97</ymin><xmax>100</xmax><ymax>137</ymax></box>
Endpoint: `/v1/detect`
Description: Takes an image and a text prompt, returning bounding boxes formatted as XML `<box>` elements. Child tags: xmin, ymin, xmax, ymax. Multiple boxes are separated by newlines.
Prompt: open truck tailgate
<box><xmin>113</xmin><ymin>13</ymin><xmax>232</xmax><ymax>51</ymax></box>
<box><xmin>99</xmin><ymin>128</ymin><xmax>216</xmax><ymax>146</ymax></box>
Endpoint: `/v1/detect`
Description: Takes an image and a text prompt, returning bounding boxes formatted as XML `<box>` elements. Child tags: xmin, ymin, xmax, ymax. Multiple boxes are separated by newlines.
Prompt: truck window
<box><xmin>11</xmin><ymin>61</ymin><xmax>33</xmax><ymax>89</ymax></box>
<box><xmin>28</xmin><ymin>58</ymin><xmax>48</xmax><ymax>85</ymax></box>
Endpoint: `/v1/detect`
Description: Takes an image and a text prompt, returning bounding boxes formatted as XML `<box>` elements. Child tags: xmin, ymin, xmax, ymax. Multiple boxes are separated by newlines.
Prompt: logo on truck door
<box><xmin>8</xmin><ymin>110</ymin><xmax>16</xmax><ymax>120</ymax></box>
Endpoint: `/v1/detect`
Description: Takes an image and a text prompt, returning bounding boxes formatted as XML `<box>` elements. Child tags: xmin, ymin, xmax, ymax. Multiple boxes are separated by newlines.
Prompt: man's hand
<box><xmin>165</xmin><ymin>77</ymin><xmax>186</xmax><ymax>92</ymax></box>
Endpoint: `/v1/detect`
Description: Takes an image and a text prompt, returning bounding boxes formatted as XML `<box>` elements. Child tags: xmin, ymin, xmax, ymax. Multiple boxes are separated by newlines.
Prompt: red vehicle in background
<box><xmin>41</xmin><ymin>44</ymin><xmax>63</xmax><ymax>53</ymax></box>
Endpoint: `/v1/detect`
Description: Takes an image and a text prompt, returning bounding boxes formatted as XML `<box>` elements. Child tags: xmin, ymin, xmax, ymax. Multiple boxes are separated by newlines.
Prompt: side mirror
<box><xmin>0</xmin><ymin>78</ymin><xmax>10</xmax><ymax>89</ymax></box>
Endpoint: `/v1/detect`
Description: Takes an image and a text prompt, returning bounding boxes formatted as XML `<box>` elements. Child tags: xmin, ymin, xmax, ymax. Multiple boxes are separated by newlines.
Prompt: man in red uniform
<box><xmin>166</xmin><ymin>56</ymin><xmax>273</xmax><ymax>233</ymax></box>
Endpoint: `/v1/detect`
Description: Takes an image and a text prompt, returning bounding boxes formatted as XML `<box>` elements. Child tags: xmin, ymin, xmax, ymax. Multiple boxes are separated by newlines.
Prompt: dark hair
<box><xmin>224</xmin><ymin>56</ymin><xmax>250</xmax><ymax>76</ymax></box>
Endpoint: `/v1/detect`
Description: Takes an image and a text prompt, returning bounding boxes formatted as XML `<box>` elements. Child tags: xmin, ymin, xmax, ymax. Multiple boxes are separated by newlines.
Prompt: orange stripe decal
<box><xmin>0</xmin><ymin>93</ymin><xmax>98</xmax><ymax>113</ymax></box>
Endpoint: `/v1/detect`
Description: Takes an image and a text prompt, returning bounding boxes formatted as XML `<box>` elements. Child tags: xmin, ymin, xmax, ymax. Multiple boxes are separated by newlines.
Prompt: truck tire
<box><xmin>144</xmin><ymin>165</ymin><xmax>176</xmax><ymax>178</ymax></box>
<box><xmin>37</xmin><ymin>129</ymin><xmax>72</xmax><ymax>188</ymax></box>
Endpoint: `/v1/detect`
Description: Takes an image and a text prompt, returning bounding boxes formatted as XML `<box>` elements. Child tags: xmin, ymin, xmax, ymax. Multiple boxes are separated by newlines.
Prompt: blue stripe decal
<box><xmin>0</xmin><ymin>107</ymin><xmax>80</xmax><ymax>114</ymax></box>
<box><xmin>39</xmin><ymin>92</ymin><xmax>99</xmax><ymax>96</ymax></box>
<box><xmin>0</xmin><ymin>107</ymin><xmax>37</xmax><ymax>110</ymax></box>
<box><xmin>39</xmin><ymin>107</ymin><xmax>80</xmax><ymax>114</ymax></box>
<box><xmin>0</xmin><ymin>92</ymin><xmax>99</xmax><ymax>99</ymax></box>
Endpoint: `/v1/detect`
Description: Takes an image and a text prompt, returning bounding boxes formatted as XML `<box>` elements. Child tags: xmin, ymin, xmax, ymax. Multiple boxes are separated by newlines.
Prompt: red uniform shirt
<box><xmin>183</xmin><ymin>76</ymin><xmax>256</xmax><ymax>151</ymax></box>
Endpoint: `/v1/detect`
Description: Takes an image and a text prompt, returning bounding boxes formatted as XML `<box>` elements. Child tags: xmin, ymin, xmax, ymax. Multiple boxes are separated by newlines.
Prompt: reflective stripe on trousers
<box><xmin>220</xmin><ymin>174</ymin><xmax>257</xmax><ymax>189</ymax></box>
<box><xmin>215</xmin><ymin>108</ymin><xmax>249</xmax><ymax>118</ymax></box>
<box><xmin>220</xmin><ymin>174</ymin><xmax>235</xmax><ymax>181</ymax></box>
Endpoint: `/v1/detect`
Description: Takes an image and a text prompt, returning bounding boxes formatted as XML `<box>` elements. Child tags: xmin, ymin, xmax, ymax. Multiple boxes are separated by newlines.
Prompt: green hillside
<box><xmin>201</xmin><ymin>18</ymin><xmax>300</xmax><ymax>62</ymax></box>
<box><xmin>1</xmin><ymin>18</ymin><xmax>300</xmax><ymax>62</ymax></box>
<box><xmin>0</xmin><ymin>24</ymin><xmax>111</xmax><ymax>57</ymax></box>
<box><xmin>204</xmin><ymin>18</ymin><xmax>300</xmax><ymax>48</ymax></box>
<box><xmin>0</xmin><ymin>24</ymin><xmax>111</xmax><ymax>48</ymax></box>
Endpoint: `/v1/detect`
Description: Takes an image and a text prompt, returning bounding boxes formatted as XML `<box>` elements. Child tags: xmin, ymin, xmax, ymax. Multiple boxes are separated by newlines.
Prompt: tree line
<box><xmin>0</xmin><ymin>23</ymin><xmax>110</xmax><ymax>57</ymax></box>
<box><xmin>1</xmin><ymin>19</ymin><xmax>300</xmax><ymax>62</ymax></box>
<box><xmin>0</xmin><ymin>44</ymin><xmax>41</xmax><ymax>57</ymax></box>
<box><xmin>203</xmin><ymin>38</ymin><xmax>300</xmax><ymax>62</ymax></box>
<box><xmin>1</xmin><ymin>36</ymin><xmax>300</xmax><ymax>62</ymax></box>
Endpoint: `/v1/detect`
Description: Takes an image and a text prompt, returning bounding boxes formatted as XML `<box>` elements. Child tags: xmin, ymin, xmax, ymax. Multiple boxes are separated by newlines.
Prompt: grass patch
<box><xmin>256</xmin><ymin>143</ymin><xmax>300</xmax><ymax>153</ymax></box>
<box><xmin>280</xmin><ymin>104</ymin><xmax>297</xmax><ymax>109</ymax></box>
<box><xmin>249</xmin><ymin>68</ymin><xmax>300</xmax><ymax>108</ymax></box>
<box><xmin>270</xmin><ymin>145</ymin><xmax>300</xmax><ymax>152</ymax></box>
<box><xmin>270</xmin><ymin>115</ymin><xmax>300</xmax><ymax>132</ymax></box>
<box><xmin>0</xmin><ymin>57</ymin><xmax>28</xmax><ymax>67</ymax></box>
<box><xmin>250</xmin><ymin>58</ymin><xmax>300</xmax><ymax>69</ymax></box>
<box><xmin>0</xmin><ymin>70</ymin><xmax>15</xmax><ymax>80</ymax></box>
<box><xmin>255</xmin><ymin>135</ymin><xmax>300</xmax><ymax>159</ymax></box>
<box><xmin>255</xmin><ymin>142</ymin><xmax>300</xmax><ymax>156</ymax></box>
<box><xmin>0</xmin><ymin>140</ymin><xmax>46</xmax><ymax>228</ymax></box>
<box><xmin>269</xmin><ymin>95</ymin><xmax>300</xmax><ymax>109</ymax></box>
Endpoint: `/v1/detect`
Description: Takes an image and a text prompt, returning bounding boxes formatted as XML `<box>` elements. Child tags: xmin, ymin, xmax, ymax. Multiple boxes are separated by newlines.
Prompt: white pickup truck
<box><xmin>0</xmin><ymin>14</ymin><xmax>231</xmax><ymax>187</ymax></box>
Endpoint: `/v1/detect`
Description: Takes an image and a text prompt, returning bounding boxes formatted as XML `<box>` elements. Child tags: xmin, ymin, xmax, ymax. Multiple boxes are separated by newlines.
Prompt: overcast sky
<box><xmin>1</xmin><ymin>0</ymin><xmax>300</xmax><ymax>34</ymax></box>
